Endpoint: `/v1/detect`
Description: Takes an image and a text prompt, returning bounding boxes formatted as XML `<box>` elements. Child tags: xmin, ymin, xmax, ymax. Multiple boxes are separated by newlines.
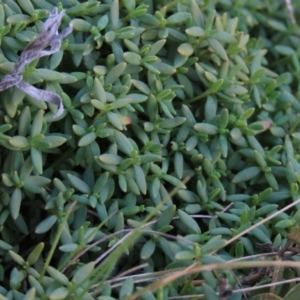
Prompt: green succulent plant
<box><xmin>0</xmin><ymin>0</ymin><xmax>300</xmax><ymax>299</ymax></box>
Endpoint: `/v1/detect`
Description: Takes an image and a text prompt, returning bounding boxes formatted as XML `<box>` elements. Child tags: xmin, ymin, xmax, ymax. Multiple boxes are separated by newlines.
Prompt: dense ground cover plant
<box><xmin>0</xmin><ymin>0</ymin><xmax>300</xmax><ymax>299</ymax></box>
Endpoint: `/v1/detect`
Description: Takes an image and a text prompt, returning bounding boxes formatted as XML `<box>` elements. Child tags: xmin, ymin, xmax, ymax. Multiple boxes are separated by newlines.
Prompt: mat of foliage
<box><xmin>0</xmin><ymin>0</ymin><xmax>300</xmax><ymax>299</ymax></box>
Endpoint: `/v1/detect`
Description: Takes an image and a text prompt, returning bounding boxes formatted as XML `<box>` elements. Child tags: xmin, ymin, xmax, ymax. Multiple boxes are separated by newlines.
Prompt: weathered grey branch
<box><xmin>16</xmin><ymin>81</ymin><xmax>64</xmax><ymax>117</ymax></box>
<box><xmin>0</xmin><ymin>7</ymin><xmax>72</xmax><ymax>117</ymax></box>
<box><xmin>12</xmin><ymin>8</ymin><xmax>67</xmax><ymax>76</ymax></box>
<box><xmin>0</xmin><ymin>75</ymin><xmax>22</xmax><ymax>91</ymax></box>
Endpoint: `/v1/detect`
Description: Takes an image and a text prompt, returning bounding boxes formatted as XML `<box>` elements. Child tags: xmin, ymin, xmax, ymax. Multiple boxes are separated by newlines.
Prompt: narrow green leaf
<box><xmin>156</xmin><ymin>205</ymin><xmax>176</xmax><ymax>229</ymax></box>
<box><xmin>140</xmin><ymin>239</ymin><xmax>156</xmax><ymax>260</ymax></box>
<box><xmin>285</xmin><ymin>282</ymin><xmax>300</xmax><ymax>300</ymax></box>
<box><xmin>27</xmin><ymin>243</ymin><xmax>44</xmax><ymax>266</ymax></box>
<box><xmin>98</xmin><ymin>154</ymin><xmax>122</xmax><ymax>165</ymax></box>
<box><xmin>73</xmin><ymin>262</ymin><xmax>95</xmax><ymax>284</ymax></box>
<box><xmin>177</xmin><ymin>190</ymin><xmax>200</xmax><ymax>203</ymax></box>
<box><xmin>201</xmin><ymin>235</ymin><xmax>226</xmax><ymax>254</ymax></box>
<box><xmin>31</xmin><ymin>147</ymin><xmax>43</xmax><ymax>175</ymax></box>
<box><xmin>202</xmin><ymin>283</ymin><xmax>219</xmax><ymax>300</ymax></box>
<box><xmin>177</xmin><ymin>43</ymin><xmax>193</xmax><ymax>56</ymax></box>
<box><xmin>167</xmin><ymin>12</ymin><xmax>190</xmax><ymax>25</ymax></box>
<box><xmin>178</xmin><ymin>209</ymin><xmax>201</xmax><ymax>234</ymax></box>
<box><xmin>47</xmin><ymin>266</ymin><xmax>69</xmax><ymax>286</ymax></box>
<box><xmin>185</xmin><ymin>26</ymin><xmax>205</xmax><ymax>37</ymax></box>
<box><xmin>208</xmin><ymin>38</ymin><xmax>228</xmax><ymax>60</ymax></box>
<box><xmin>35</xmin><ymin>215</ymin><xmax>58</xmax><ymax>234</ymax></box>
<box><xmin>133</xmin><ymin>164</ymin><xmax>147</xmax><ymax>194</ymax></box>
<box><xmin>194</xmin><ymin>123</ymin><xmax>218</xmax><ymax>135</ymax></box>
<box><xmin>115</xmin><ymin>130</ymin><xmax>134</xmax><ymax>156</ymax></box>
<box><xmin>175</xmin><ymin>250</ymin><xmax>195</xmax><ymax>260</ymax></box>
<box><xmin>10</xmin><ymin>188</ymin><xmax>22</xmax><ymax>219</ymax></box>
<box><xmin>105</xmin><ymin>62</ymin><xmax>127</xmax><ymax>84</ymax></box>
<box><xmin>9</xmin><ymin>250</ymin><xmax>25</xmax><ymax>265</ymax></box>
<box><xmin>78</xmin><ymin>132</ymin><xmax>97</xmax><ymax>147</ymax></box>
<box><xmin>67</xmin><ymin>173</ymin><xmax>91</xmax><ymax>194</ymax></box>
<box><xmin>94</xmin><ymin>77</ymin><xmax>106</xmax><ymax>103</ymax></box>
<box><xmin>30</xmin><ymin>110</ymin><xmax>44</xmax><ymax>137</ymax></box>
<box><xmin>162</xmin><ymin>174</ymin><xmax>186</xmax><ymax>189</ymax></box>
<box><xmin>123</xmin><ymin>52</ymin><xmax>142</xmax><ymax>65</ymax></box>
<box><xmin>49</xmin><ymin>287</ymin><xmax>69</xmax><ymax>300</ymax></box>
<box><xmin>232</xmin><ymin>167</ymin><xmax>261</xmax><ymax>183</ymax></box>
